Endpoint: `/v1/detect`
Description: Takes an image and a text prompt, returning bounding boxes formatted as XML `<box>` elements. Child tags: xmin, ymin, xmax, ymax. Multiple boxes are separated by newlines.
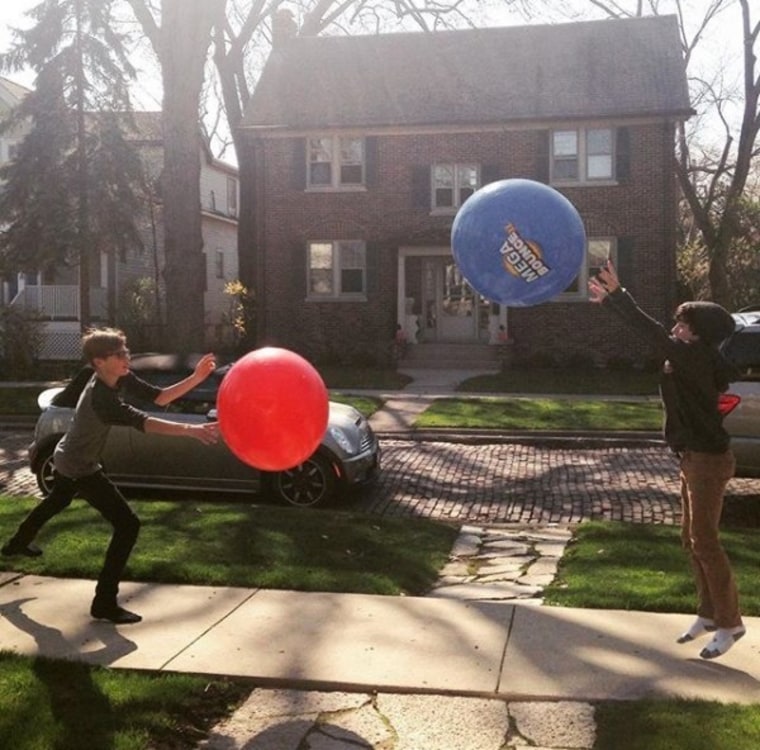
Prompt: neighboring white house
<box><xmin>0</xmin><ymin>78</ymin><xmax>239</xmax><ymax>359</ymax></box>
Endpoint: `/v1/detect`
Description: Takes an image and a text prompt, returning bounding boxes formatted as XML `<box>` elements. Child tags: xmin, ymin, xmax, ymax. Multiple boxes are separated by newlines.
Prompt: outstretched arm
<box><xmin>143</xmin><ymin>416</ymin><xmax>219</xmax><ymax>444</ymax></box>
<box><xmin>589</xmin><ymin>261</ymin><xmax>674</xmax><ymax>352</ymax></box>
<box><xmin>154</xmin><ymin>353</ymin><xmax>217</xmax><ymax>407</ymax></box>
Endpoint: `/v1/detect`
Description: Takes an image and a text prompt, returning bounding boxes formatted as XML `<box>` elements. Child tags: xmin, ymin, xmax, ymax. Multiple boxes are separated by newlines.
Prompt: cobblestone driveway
<box><xmin>3</xmin><ymin>431</ymin><xmax>759</xmax><ymax>525</ymax></box>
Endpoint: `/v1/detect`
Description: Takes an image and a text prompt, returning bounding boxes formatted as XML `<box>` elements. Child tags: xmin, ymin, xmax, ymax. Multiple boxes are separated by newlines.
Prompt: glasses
<box><xmin>108</xmin><ymin>348</ymin><xmax>131</xmax><ymax>360</ymax></box>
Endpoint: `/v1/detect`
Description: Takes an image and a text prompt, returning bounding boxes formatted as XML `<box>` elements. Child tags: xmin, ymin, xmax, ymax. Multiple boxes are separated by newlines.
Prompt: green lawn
<box><xmin>0</xmin><ymin>365</ymin><xmax>657</xmax><ymax>420</ymax></box>
<box><xmin>458</xmin><ymin>367</ymin><xmax>659</xmax><ymax>395</ymax></box>
<box><xmin>415</xmin><ymin>396</ymin><xmax>662</xmax><ymax>430</ymax></box>
<box><xmin>545</xmin><ymin>520</ymin><xmax>760</xmax><ymax>615</ymax></box>
<box><xmin>329</xmin><ymin>392</ymin><xmax>384</xmax><ymax>416</ymax></box>
<box><xmin>0</xmin><ymin>386</ymin><xmax>44</xmax><ymax>415</ymax></box>
<box><xmin>594</xmin><ymin>699</ymin><xmax>760</xmax><ymax>750</ymax></box>
<box><xmin>0</xmin><ymin>652</ymin><xmax>251</xmax><ymax>750</ymax></box>
<box><xmin>0</xmin><ymin>497</ymin><xmax>457</xmax><ymax>596</ymax></box>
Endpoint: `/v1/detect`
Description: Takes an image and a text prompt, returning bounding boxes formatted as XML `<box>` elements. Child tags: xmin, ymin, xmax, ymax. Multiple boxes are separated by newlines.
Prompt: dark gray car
<box><xmin>721</xmin><ymin>311</ymin><xmax>760</xmax><ymax>477</ymax></box>
<box><xmin>29</xmin><ymin>354</ymin><xmax>380</xmax><ymax>507</ymax></box>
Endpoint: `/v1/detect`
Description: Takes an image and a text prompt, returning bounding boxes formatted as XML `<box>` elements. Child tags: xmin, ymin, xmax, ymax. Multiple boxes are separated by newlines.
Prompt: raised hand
<box><xmin>588</xmin><ymin>260</ymin><xmax>621</xmax><ymax>303</ymax></box>
<box><xmin>194</xmin><ymin>353</ymin><xmax>217</xmax><ymax>381</ymax></box>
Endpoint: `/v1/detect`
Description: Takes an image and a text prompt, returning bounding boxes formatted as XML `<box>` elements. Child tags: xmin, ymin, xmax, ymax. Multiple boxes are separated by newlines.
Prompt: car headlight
<box><xmin>328</xmin><ymin>426</ymin><xmax>356</xmax><ymax>455</ymax></box>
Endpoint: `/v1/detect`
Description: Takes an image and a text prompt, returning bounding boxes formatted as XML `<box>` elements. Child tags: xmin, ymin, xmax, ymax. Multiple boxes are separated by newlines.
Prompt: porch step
<box><xmin>401</xmin><ymin>343</ymin><xmax>501</xmax><ymax>370</ymax></box>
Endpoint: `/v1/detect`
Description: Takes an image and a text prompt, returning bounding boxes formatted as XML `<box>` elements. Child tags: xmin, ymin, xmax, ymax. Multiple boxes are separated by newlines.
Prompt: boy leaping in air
<box><xmin>589</xmin><ymin>261</ymin><xmax>744</xmax><ymax>660</ymax></box>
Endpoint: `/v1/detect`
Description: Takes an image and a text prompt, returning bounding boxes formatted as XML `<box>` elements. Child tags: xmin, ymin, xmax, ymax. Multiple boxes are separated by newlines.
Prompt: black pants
<box><xmin>12</xmin><ymin>470</ymin><xmax>140</xmax><ymax>604</ymax></box>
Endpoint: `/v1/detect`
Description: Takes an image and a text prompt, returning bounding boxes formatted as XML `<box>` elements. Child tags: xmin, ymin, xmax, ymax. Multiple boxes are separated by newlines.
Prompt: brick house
<box><xmin>238</xmin><ymin>15</ymin><xmax>692</xmax><ymax>368</ymax></box>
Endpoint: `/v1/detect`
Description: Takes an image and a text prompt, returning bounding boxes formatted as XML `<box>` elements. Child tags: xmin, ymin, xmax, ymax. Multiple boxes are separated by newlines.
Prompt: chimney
<box><xmin>272</xmin><ymin>9</ymin><xmax>298</xmax><ymax>47</ymax></box>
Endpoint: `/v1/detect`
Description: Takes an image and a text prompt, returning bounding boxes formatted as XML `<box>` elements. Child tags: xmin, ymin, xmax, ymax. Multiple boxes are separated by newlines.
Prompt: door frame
<box><xmin>397</xmin><ymin>246</ymin><xmax>507</xmax><ymax>344</ymax></box>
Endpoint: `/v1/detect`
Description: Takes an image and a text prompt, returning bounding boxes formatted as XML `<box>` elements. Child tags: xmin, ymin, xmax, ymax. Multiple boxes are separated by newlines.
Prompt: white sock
<box><xmin>699</xmin><ymin>626</ymin><xmax>746</xmax><ymax>659</ymax></box>
<box><xmin>677</xmin><ymin>616</ymin><xmax>716</xmax><ymax>643</ymax></box>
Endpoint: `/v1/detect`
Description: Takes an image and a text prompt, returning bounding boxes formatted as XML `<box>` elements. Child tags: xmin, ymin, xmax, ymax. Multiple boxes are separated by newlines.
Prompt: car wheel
<box><xmin>35</xmin><ymin>444</ymin><xmax>57</xmax><ymax>496</ymax></box>
<box><xmin>269</xmin><ymin>454</ymin><xmax>337</xmax><ymax>508</ymax></box>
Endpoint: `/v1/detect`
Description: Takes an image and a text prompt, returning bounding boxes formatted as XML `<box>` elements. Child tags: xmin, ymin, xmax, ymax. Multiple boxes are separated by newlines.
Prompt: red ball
<box><xmin>217</xmin><ymin>347</ymin><xmax>329</xmax><ymax>471</ymax></box>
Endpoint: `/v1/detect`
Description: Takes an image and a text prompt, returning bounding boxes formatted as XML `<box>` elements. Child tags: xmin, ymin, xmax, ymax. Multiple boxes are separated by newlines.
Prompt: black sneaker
<box><xmin>1</xmin><ymin>541</ymin><xmax>43</xmax><ymax>557</ymax></box>
<box><xmin>90</xmin><ymin>603</ymin><xmax>142</xmax><ymax>624</ymax></box>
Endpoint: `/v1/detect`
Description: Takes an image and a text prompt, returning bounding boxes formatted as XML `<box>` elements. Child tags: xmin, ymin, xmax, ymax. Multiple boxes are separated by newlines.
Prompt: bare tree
<box><xmin>535</xmin><ymin>0</ymin><xmax>759</xmax><ymax>306</ymax></box>
<box><xmin>125</xmin><ymin>0</ymin><xmax>226</xmax><ymax>350</ymax></box>
<box><xmin>675</xmin><ymin>0</ymin><xmax>759</xmax><ymax>306</ymax></box>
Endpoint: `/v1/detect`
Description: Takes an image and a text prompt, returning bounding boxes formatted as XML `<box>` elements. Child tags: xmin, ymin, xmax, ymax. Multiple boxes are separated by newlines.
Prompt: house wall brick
<box><xmin>248</xmin><ymin>120</ymin><xmax>679</xmax><ymax>367</ymax></box>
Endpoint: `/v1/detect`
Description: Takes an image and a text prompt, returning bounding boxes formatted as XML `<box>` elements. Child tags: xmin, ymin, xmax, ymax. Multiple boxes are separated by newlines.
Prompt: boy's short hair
<box><xmin>81</xmin><ymin>328</ymin><xmax>127</xmax><ymax>364</ymax></box>
<box><xmin>675</xmin><ymin>301</ymin><xmax>735</xmax><ymax>346</ymax></box>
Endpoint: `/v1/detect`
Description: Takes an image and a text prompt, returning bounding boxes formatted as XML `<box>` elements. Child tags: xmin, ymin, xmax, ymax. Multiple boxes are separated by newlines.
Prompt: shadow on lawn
<box><xmin>723</xmin><ymin>494</ymin><xmax>760</xmax><ymax>528</ymax></box>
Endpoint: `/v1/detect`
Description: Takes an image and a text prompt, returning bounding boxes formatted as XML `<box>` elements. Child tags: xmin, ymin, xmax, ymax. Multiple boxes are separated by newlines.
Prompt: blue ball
<box><xmin>451</xmin><ymin>179</ymin><xmax>586</xmax><ymax>307</ymax></box>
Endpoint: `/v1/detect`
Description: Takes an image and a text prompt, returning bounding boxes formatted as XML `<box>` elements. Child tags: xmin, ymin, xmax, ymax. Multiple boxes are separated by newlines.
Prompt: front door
<box><xmin>422</xmin><ymin>258</ymin><xmax>486</xmax><ymax>342</ymax></box>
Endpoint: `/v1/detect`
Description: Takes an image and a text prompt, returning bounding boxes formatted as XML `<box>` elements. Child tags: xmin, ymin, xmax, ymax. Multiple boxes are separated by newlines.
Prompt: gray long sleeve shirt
<box><xmin>54</xmin><ymin>372</ymin><xmax>161</xmax><ymax>478</ymax></box>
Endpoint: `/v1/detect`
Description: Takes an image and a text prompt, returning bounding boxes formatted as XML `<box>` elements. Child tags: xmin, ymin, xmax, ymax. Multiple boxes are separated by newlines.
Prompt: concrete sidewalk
<box><xmin>2</xmin><ymin>571</ymin><xmax>758</xmax><ymax>706</ymax></box>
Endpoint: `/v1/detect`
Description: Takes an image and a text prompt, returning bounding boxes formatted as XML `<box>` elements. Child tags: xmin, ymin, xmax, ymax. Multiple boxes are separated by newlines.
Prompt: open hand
<box><xmin>194</xmin><ymin>353</ymin><xmax>217</xmax><ymax>381</ymax></box>
<box><xmin>192</xmin><ymin>421</ymin><xmax>219</xmax><ymax>445</ymax></box>
<box><xmin>588</xmin><ymin>260</ymin><xmax>620</xmax><ymax>303</ymax></box>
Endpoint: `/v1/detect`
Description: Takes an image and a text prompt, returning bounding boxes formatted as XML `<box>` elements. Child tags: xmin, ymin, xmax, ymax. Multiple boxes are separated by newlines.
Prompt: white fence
<box><xmin>10</xmin><ymin>285</ymin><xmax>107</xmax><ymax>320</ymax></box>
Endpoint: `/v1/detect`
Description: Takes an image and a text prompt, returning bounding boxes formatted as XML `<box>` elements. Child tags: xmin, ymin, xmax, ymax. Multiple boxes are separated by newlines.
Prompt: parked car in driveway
<box><xmin>29</xmin><ymin>354</ymin><xmax>380</xmax><ymax>507</ymax></box>
<box><xmin>720</xmin><ymin>310</ymin><xmax>760</xmax><ymax>477</ymax></box>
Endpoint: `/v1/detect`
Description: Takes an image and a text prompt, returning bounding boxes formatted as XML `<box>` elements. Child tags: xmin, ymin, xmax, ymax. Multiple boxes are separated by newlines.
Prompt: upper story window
<box><xmin>432</xmin><ymin>164</ymin><xmax>479</xmax><ymax>211</ymax></box>
<box><xmin>308</xmin><ymin>136</ymin><xmax>365</xmax><ymax>189</ymax></box>
<box><xmin>552</xmin><ymin>128</ymin><xmax>614</xmax><ymax>183</ymax></box>
<box><xmin>559</xmin><ymin>237</ymin><xmax>615</xmax><ymax>301</ymax></box>
<box><xmin>4</xmin><ymin>141</ymin><xmax>20</xmax><ymax>163</ymax></box>
<box><xmin>307</xmin><ymin>240</ymin><xmax>366</xmax><ymax>299</ymax></box>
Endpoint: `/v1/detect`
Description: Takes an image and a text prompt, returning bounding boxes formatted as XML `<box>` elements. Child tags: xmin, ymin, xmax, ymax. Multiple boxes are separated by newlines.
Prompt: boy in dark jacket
<box><xmin>589</xmin><ymin>261</ymin><xmax>744</xmax><ymax>659</ymax></box>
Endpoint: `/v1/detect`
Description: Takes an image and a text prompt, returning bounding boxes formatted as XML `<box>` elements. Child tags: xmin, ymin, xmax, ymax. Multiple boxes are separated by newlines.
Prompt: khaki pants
<box><xmin>679</xmin><ymin>449</ymin><xmax>741</xmax><ymax>628</ymax></box>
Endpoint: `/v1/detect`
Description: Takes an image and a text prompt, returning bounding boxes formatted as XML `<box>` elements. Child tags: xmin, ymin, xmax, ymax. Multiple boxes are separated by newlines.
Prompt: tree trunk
<box><xmin>74</xmin><ymin>0</ymin><xmax>91</xmax><ymax>330</ymax></box>
<box><xmin>159</xmin><ymin>0</ymin><xmax>221</xmax><ymax>351</ymax></box>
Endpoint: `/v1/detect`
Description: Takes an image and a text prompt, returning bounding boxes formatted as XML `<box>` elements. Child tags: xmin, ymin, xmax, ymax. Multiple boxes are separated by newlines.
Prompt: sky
<box><xmin>0</xmin><ymin>0</ymin><xmax>746</xmax><ymax>151</ymax></box>
<box><xmin>0</xmin><ymin>0</ymin><xmax>162</xmax><ymax>110</ymax></box>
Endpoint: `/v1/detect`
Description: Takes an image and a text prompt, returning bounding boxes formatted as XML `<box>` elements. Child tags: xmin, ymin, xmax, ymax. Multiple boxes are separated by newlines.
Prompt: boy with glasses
<box><xmin>2</xmin><ymin>328</ymin><xmax>219</xmax><ymax>623</ymax></box>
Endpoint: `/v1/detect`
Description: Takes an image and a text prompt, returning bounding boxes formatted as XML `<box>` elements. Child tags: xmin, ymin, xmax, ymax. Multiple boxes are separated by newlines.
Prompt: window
<box><xmin>214</xmin><ymin>249</ymin><xmax>225</xmax><ymax>279</ymax></box>
<box><xmin>5</xmin><ymin>142</ymin><xmax>19</xmax><ymax>162</ymax></box>
<box><xmin>552</xmin><ymin>128</ymin><xmax>614</xmax><ymax>183</ymax></box>
<box><xmin>226</xmin><ymin>176</ymin><xmax>238</xmax><ymax>216</ymax></box>
<box><xmin>307</xmin><ymin>240</ymin><xmax>366</xmax><ymax>298</ymax></box>
<box><xmin>722</xmin><ymin>323</ymin><xmax>760</xmax><ymax>381</ymax></box>
<box><xmin>432</xmin><ymin>164</ymin><xmax>479</xmax><ymax>210</ymax></box>
<box><xmin>307</xmin><ymin>136</ymin><xmax>365</xmax><ymax>189</ymax></box>
<box><xmin>559</xmin><ymin>238</ymin><xmax>615</xmax><ymax>300</ymax></box>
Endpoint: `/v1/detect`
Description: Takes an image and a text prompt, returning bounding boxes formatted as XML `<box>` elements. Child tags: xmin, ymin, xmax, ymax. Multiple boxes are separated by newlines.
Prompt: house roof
<box><xmin>242</xmin><ymin>15</ymin><xmax>692</xmax><ymax>133</ymax></box>
<box><xmin>0</xmin><ymin>76</ymin><xmax>31</xmax><ymax>111</ymax></box>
